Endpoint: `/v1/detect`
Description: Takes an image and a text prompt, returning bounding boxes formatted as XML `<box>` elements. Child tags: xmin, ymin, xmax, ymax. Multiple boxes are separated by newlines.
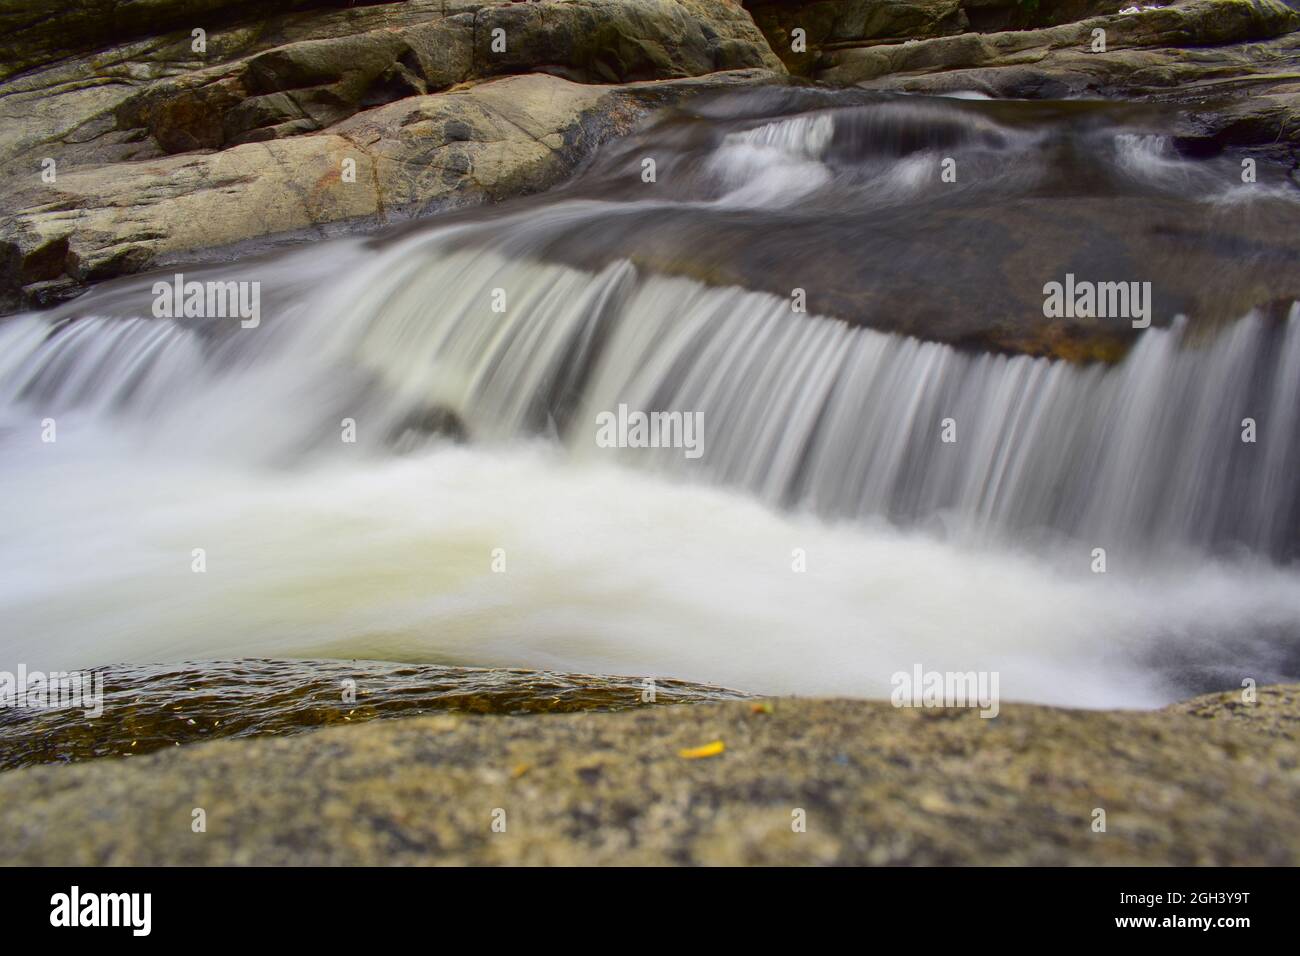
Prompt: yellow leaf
<box><xmin>678</xmin><ymin>740</ymin><xmax>725</xmax><ymax>759</ymax></box>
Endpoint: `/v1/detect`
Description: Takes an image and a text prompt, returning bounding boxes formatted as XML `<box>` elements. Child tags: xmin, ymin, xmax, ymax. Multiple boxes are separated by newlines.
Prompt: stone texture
<box><xmin>0</xmin><ymin>0</ymin><xmax>787</xmax><ymax>313</ymax></box>
<box><xmin>0</xmin><ymin>683</ymin><xmax>1296</xmax><ymax>865</ymax></box>
<box><xmin>0</xmin><ymin>0</ymin><xmax>783</xmax><ymax>177</ymax></box>
<box><xmin>850</xmin><ymin>33</ymin><xmax>1300</xmax><ymax>107</ymax></box>
<box><xmin>0</xmin><ymin>69</ymin><xmax>784</xmax><ymax>312</ymax></box>
<box><xmin>745</xmin><ymin>1</ymin><xmax>1135</xmax><ymax>76</ymax></box>
<box><xmin>818</xmin><ymin>0</ymin><xmax>1300</xmax><ymax>87</ymax></box>
<box><xmin>5</xmin><ymin>0</ymin><xmax>1299</xmax><ymax>326</ymax></box>
<box><xmin>746</xmin><ymin>0</ymin><xmax>1300</xmax><ymax>177</ymax></box>
<box><xmin>0</xmin><ymin>0</ymin><xmax>352</xmax><ymax>80</ymax></box>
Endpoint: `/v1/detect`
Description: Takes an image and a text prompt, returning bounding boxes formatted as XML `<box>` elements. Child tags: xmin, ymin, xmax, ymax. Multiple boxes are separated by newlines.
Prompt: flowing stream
<box><xmin>1</xmin><ymin>89</ymin><xmax>1298</xmax><ymax>707</ymax></box>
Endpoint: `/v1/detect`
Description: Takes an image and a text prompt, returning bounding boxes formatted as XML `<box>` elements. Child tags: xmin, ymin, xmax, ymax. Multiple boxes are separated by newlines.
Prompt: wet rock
<box><xmin>818</xmin><ymin>0</ymin><xmax>1300</xmax><ymax>87</ymax></box>
<box><xmin>1171</xmin><ymin>74</ymin><xmax>1300</xmax><ymax>151</ymax></box>
<box><xmin>744</xmin><ymin>1</ymin><xmax>1136</xmax><ymax>76</ymax></box>
<box><xmin>744</xmin><ymin>0</ymin><xmax>1300</xmax><ymax>188</ymax></box>
<box><xmin>385</xmin><ymin>405</ymin><xmax>470</xmax><ymax>448</ymax></box>
<box><xmin>0</xmin><ymin>69</ymin><xmax>785</xmax><ymax>314</ymax></box>
<box><xmin>497</xmin><ymin>89</ymin><xmax>1300</xmax><ymax>362</ymax></box>
<box><xmin>746</xmin><ymin>0</ymin><xmax>972</xmax><ymax>76</ymax></box>
<box><xmin>0</xmin><ymin>659</ymin><xmax>747</xmax><ymax>771</ymax></box>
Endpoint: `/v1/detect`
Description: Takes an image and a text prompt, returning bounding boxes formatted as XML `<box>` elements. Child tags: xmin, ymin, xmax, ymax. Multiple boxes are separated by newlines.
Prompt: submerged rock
<box><xmin>0</xmin><ymin>681</ymin><xmax>1297</xmax><ymax>864</ymax></box>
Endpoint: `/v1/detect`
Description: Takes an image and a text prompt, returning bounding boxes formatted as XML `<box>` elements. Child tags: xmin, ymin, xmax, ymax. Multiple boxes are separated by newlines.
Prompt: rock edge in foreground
<box><xmin>1</xmin><ymin>683</ymin><xmax>1296</xmax><ymax>865</ymax></box>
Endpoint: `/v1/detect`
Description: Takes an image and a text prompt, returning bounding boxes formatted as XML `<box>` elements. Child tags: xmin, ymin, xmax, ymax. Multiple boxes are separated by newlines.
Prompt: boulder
<box><xmin>0</xmin><ymin>1</ymin><xmax>782</xmax><ymax>177</ymax></box>
<box><xmin>1</xmin><ymin>682</ymin><xmax>1297</xmax><ymax>864</ymax></box>
<box><xmin>773</xmin><ymin>0</ymin><xmax>1300</xmax><ymax>160</ymax></box>
<box><xmin>818</xmin><ymin>0</ymin><xmax>1300</xmax><ymax>86</ymax></box>
<box><xmin>0</xmin><ymin>70</ymin><xmax>784</xmax><ymax>313</ymax></box>
<box><xmin>0</xmin><ymin>0</ymin><xmax>350</xmax><ymax>80</ymax></box>
<box><xmin>0</xmin><ymin>0</ymin><xmax>787</xmax><ymax>313</ymax></box>
<box><xmin>743</xmin><ymin>1</ymin><xmax>1134</xmax><ymax>75</ymax></box>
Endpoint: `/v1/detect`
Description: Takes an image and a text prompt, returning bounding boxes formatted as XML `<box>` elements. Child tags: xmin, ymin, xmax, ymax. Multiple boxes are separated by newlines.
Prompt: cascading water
<box><xmin>1</xmin><ymin>89</ymin><xmax>1298</xmax><ymax>707</ymax></box>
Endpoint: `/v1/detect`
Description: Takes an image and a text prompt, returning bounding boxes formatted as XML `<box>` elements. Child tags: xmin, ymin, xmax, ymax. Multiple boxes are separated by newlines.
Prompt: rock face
<box><xmin>0</xmin><ymin>0</ymin><xmax>786</xmax><ymax>312</ymax></box>
<box><xmin>0</xmin><ymin>0</ymin><xmax>782</xmax><ymax>173</ymax></box>
<box><xmin>745</xmin><ymin>1</ymin><xmax>1157</xmax><ymax>74</ymax></box>
<box><xmin>818</xmin><ymin>0</ymin><xmax>1300</xmax><ymax>89</ymax></box>
<box><xmin>0</xmin><ymin>683</ymin><xmax>1296</xmax><ymax>865</ymax></box>
<box><xmin>744</xmin><ymin>0</ymin><xmax>1300</xmax><ymax>156</ymax></box>
<box><xmin>0</xmin><ymin>1</ymin><xmax>353</xmax><ymax>81</ymax></box>
<box><xmin>746</xmin><ymin>0</ymin><xmax>1297</xmax><ymax>77</ymax></box>
<box><xmin>1</xmin><ymin>69</ymin><xmax>780</xmax><ymax>311</ymax></box>
<box><xmin>3</xmin><ymin>0</ymin><xmax>1299</xmax><ymax>325</ymax></box>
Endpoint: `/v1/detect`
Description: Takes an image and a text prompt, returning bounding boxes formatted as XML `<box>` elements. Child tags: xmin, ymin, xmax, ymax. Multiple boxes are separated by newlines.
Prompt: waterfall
<box><xmin>1</xmin><ymin>91</ymin><xmax>1297</xmax><ymax>704</ymax></box>
<box><xmin>3</xmin><ymin>229</ymin><xmax>1296</xmax><ymax>559</ymax></box>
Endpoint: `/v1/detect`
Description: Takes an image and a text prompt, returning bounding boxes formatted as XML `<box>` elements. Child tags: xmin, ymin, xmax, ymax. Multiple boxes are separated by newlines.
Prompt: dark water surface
<box><xmin>0</xmin><ymin>659</ymin><xmax>747</xmax><ymax>771</ymax></box>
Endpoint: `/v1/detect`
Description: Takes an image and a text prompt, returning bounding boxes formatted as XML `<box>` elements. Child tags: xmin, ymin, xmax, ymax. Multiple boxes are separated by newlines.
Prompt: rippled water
<box><xmin>0</xmin><ymin>659</ymin><xmax>746</xmax><ymax>770</ymax></box>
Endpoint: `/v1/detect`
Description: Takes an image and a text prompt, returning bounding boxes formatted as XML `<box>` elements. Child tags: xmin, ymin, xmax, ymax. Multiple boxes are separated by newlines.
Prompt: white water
<box><xmin>3</xmin><ymin>437</ymin><xmax>1298</xmax><ymax>707</ymax></box>
<box><xmin>13</xmin><ymin>224</ymin><xmax>1293</xmax><ymax>553</ymax></box>
<box><xmin>2</xmin><ymin>95</ymin><xmax>1298</xmax><ymax>706</ymax></box>
<box><xmin>1</xmin><ymin>223</ymin><xmax>1298</xmax><ymax>705</ymax></box>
